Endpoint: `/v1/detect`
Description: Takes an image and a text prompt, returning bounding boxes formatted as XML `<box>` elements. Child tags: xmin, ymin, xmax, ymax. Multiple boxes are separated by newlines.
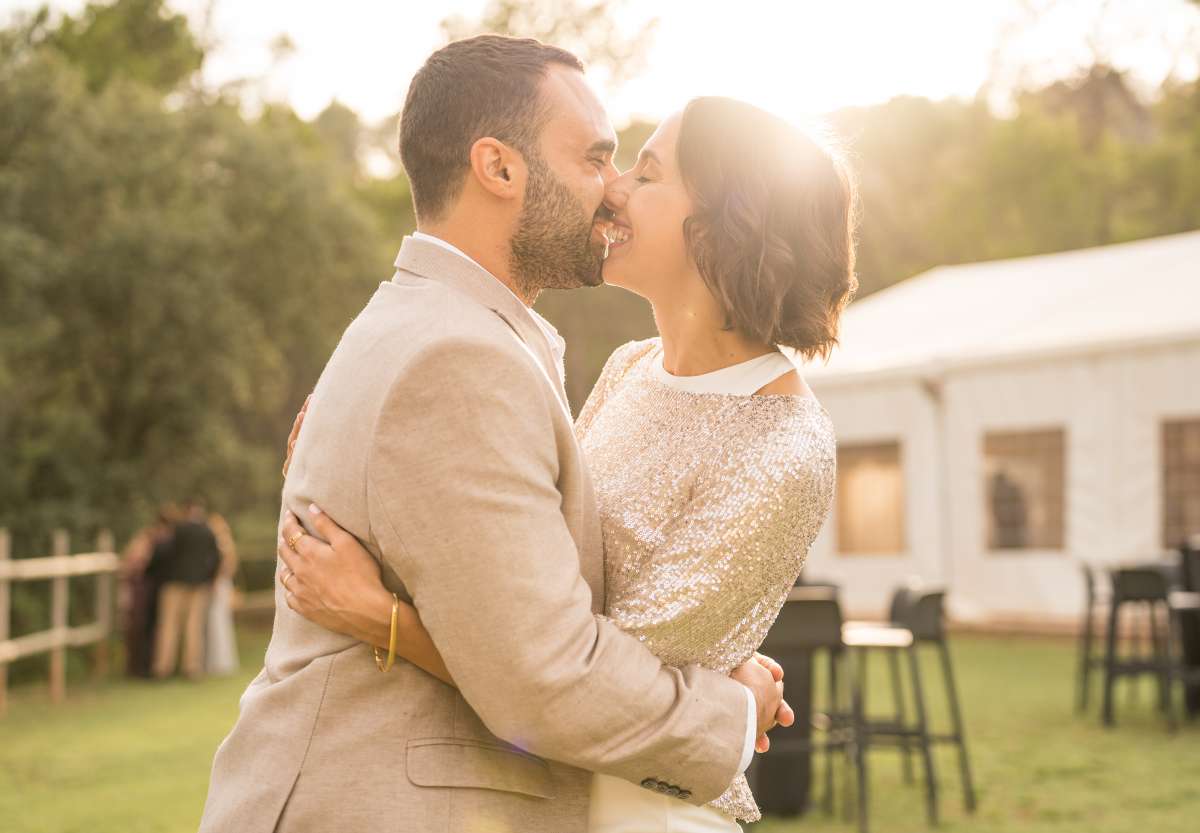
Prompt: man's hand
<box><xmin>752</xmin><ymin>652</ymin><xmax>795</xmax><ymax>751</ymax></box>
<box><xmin>731</xmin><ymin>654</ymin><xmax>794</xmax><ymax>752</ymax></box>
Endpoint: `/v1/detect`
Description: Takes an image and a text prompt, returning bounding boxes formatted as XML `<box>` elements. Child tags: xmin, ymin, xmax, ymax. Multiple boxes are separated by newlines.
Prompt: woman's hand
<box><xmin>277</xmin><ymin>506</ymin><xmax>395</xmax><ymax>647</ymax></box>
<box><xmin>277</xmin><ymin>505</ymin><xmax>456</xmax><ymax>686</ymax></box>
<box><xmin>281</xmin><ymin>395</ymin><xmax>312</xmax><ymax>478</ymax></box>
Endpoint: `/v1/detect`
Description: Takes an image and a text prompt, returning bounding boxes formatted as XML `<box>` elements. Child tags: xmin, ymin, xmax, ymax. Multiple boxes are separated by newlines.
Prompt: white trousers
<box><xmin>588</xmin><ymin>775</ymin><xmax>741</xmax><ymax>833</ymax></box>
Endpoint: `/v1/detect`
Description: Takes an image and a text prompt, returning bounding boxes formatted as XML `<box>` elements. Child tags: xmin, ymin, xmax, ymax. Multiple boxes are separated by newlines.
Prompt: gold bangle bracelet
<box><xmin>373</xmin><ymin>594</ymin><xmax>400</xmax><ymax>673</ymax></box>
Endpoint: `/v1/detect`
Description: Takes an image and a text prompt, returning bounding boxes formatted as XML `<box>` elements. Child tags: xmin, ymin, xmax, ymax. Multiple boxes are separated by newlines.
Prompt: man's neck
<box><xmin>416</xmin><ymin>222</ymin><xmax>535</xmax><ymax>307</ymax></box>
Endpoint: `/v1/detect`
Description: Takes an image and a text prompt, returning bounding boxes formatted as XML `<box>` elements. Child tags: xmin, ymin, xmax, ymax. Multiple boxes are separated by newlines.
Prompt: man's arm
<box><xmin>366</xmin><ymin>333</ymin><xmax>756</xmax><ymax>804</ymax></box>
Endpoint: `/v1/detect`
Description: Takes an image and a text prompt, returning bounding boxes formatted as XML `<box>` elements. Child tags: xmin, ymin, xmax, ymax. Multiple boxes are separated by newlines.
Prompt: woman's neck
<box><xmin>651</xmin><ymin>290</ymin><xmax>776</xmax><ymax>377</ymax></box>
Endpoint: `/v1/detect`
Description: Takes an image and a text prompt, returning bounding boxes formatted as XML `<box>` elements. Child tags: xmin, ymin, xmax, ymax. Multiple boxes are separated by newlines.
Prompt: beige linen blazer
<box><xmin>198</xmin><ymin>236</ymin><xmax>749</xmax><ymax>833</ymax></box>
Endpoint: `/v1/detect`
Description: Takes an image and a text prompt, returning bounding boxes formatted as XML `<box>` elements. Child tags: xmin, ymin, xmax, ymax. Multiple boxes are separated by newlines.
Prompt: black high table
<box><xmin>749</xmin><ymin>650</ymin><xmax>815</xmax><ymax>818</ymax></box>
<box><xmin>749</xmin><ymin>577</ymin><xmax>832</xmax><ymax>820</ymax></box>
<box><xmin>1181</xmin><ymin>542</ymin><xmax>1200</xmax><ymax>717</ymax></box>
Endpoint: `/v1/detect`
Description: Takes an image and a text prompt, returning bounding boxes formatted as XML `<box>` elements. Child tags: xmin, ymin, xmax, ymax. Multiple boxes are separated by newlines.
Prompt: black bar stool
<box><xmin>902</xmin><ymin>590</ymin><xmax>978</xmax><ymax>814</ymax></box>
<box><xmin>843</xmin><ymin>587</ymin><xmax>978</xmax><ymax>820</ymax></box>
<box><xmin>1077</xmin><ymin>561</ymin><xmax>1110</xmax><ymax>713</ymax></box>
<box><xmin>843</xmin><ymin>585</ymin><xmax>920</xmax><ymax>785</ymax></box>
<box><xmin>1102</xmin><ymin>567</ymin><xmax>1173</xmax><ymax>727</ymax></box>
<box><xmin>842</xmin><ymin>603</ymin><xmax>939</xmax><ymax>827</ymax></box>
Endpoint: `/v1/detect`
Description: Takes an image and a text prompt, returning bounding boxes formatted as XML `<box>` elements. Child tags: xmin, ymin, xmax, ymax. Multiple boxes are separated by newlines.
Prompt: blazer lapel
<box><xmin>392</xmin><ymin>237</ymin><xmax>573</xmax><ymax>416</ymax></box>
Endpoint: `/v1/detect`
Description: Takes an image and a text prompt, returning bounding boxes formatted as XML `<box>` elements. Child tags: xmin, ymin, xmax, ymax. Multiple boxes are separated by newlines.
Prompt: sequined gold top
<box><xmin>575</xmin><ymin>339</ymin><xmax>837</xmax><ymax>822</ymax></box>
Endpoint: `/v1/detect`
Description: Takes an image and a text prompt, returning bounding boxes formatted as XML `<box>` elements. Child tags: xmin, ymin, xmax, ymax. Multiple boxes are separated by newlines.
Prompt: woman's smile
<box><xmin>605</xmin><ymin>221</ymin><xmax>633</xmax><ymax>255</ymax></box>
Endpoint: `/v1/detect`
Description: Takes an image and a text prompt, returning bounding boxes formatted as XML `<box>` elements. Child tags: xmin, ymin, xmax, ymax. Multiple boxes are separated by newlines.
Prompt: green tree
<box><xmin>441</xmin><ymin>0</ymin><xmax>657</xmax><ymax>88</ymax></box>
<box><xmin>0</xmin><ymin>17</ymin><xmax>384</xmax><ymax>556</ymax></box>
<box><xmin>1131</xmin><ymin>77</ymin><xmax>1200</xmax><ymax>236</ymax></box>
<box><xmin>831</xmin><ymin>96</ymin><xmax>988</xmax><ymax>295</ymax></box>
<box><xmin>829</xmin><ymin>64</ymin><xmax>1200</xmax><ymax>300</ymax></box>
<box><xmin>39</xmin><ymin>0</ymin><xmax>204</xmax><ymax>93</ymax></box>
<box><xmin>313</xmin><ymin>100</ymin><xmax>365</xmax><ymax>176</ymax></box>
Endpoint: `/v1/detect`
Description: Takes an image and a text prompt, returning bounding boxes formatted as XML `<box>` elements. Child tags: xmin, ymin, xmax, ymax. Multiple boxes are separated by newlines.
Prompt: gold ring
<box><xmin>281</xmin><ymin>570</ymin><xmax>293</xmax><ymax>591</ymax></box>
<box><xmin>286</xmin><ymin>530</ymin><xmax>305</xmax><ymax>551</ymax></box>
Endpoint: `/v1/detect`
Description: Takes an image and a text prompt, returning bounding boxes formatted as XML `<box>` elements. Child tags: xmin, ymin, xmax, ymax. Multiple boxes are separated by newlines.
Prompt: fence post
<box><xmin>49</xmin><ymin>529</ymin><xmax>69</xmax><ymax>704</ymax></box>
<box><xmin>94</xmin><ymin>530</ymin><xmax>115</xmax><ymax>680</ymax></box>
<box><xmin>0</xmin><ymin>529</ymin><xmax>10</xmax><ymax>716</ymax></box>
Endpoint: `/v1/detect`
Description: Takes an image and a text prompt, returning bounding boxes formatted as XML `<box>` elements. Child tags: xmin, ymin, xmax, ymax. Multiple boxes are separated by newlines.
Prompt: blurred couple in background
<box><xmin>201</xmin><ymin>32</ymin><xmax>856</xmax><ymax>833</ymax></box>
<box><xmin>120</xmin><ymin>499</ymin><xmax>239</xmax><ymax>681</ymax></box>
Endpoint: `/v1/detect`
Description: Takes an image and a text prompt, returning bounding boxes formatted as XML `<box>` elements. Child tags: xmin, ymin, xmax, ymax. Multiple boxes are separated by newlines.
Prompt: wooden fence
<box><xmin>0</xmin><ymin>528</ymin><xmax>119</xmax><ymax>715</ymax></box>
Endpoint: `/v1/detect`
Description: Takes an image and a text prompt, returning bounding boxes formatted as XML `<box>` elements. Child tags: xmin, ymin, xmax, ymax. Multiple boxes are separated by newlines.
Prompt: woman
<box><xmin>119</xmin><ymin>505</ymin><xmax>176</xmax><ymax>678</ymax></box>
<box><xmin>277</xmin><ymin>96</ymin><xmax>856</xmax><ymax>830</ymax></box>
<box><xmin>204</xmin><ymin>511</ymin><xmax>240</xmax><ymax>676</ymax></box>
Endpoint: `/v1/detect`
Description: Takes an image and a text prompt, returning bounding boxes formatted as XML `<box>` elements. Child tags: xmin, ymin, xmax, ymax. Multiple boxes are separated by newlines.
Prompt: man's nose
<box><xmin>601</xmin><ymin>160</ymin><xmax>621</xmax><ymax>187</ymax></box>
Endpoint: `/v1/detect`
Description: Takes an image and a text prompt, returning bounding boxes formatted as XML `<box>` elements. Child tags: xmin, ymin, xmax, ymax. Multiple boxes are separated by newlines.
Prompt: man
<box><xmin>148</xmin><ymin>499</ymin><xmax>219</xmax><ymax>680</ymax></box>
<box><xmin>200</xmin><ymin>36</ymin><xmax>784</xmax><ymax>833</ymax></box>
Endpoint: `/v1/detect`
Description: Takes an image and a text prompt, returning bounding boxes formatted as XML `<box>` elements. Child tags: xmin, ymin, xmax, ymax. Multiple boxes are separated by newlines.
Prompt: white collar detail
<box><xmin>408</xmin><ymin>231</ymin><xmax>566</xmax><ymax>379</ymax></box>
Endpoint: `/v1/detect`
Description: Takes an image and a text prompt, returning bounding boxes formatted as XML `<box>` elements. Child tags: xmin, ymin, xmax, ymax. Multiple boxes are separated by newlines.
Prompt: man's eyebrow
<box><xmin>587</xmin><ymin>139</ymin><xmax>617</xmax><ymax>156</ymax></box>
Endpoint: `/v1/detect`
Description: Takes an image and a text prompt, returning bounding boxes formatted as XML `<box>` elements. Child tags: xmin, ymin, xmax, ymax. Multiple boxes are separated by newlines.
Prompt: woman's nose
<box><xmin>604</xmin><ymin>171</ymin><xmax>632</xmax><ymax>212</ymax></box>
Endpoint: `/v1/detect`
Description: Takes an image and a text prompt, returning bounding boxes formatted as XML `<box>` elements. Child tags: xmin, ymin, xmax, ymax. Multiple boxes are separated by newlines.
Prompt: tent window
<box><xmin>836</xmin><ymin>442</ymin><xmax>906</xmax><ymax>555</ymax></box>
<box><xmin>1163</xmin><ymin>418</ymin><xmax>1200</xmax><ymax>548</ymax></box>
<box><xmin>983</xmin><ymin>429</ymin><xmax>1065</xmax><ymax>552</ymax></box>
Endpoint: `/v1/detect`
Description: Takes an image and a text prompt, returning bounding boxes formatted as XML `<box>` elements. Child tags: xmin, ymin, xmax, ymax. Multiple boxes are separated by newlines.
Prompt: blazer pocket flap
<box><xmin>406</xmin><ymin>738</ymin><xmax>555</xmax><ymax>799</ymax></box>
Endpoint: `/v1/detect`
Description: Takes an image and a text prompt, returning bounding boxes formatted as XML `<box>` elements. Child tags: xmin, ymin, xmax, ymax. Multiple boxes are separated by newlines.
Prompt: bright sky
<box><xmin>4</xmin><ymin>0</ymin><xmax>1198</xmax><ymax>126</ymax></box>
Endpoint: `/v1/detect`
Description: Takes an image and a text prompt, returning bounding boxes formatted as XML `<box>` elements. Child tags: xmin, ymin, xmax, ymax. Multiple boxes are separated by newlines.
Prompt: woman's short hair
<box><xmin>675</xmin><ymin>97</ymin><xmax>859</xmax><ymax>359</ymax></box>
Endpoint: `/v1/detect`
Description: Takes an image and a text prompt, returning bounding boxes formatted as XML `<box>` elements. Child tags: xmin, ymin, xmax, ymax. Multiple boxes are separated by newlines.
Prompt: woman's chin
<box><xmin>600</xmin><ymin>260</ymin><xmax>648</xmax><ymax>298</ymax></box>
<box><xmin>600</xmin><ymin>257</ymin><xmax>627</xmax><ymax>288</ymax></box>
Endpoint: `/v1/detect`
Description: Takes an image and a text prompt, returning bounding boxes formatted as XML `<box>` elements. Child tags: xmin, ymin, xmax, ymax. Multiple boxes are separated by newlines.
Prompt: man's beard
<box><xmin>509</xmin><ymin>153</ymin><xmax>605</xmax><ymax>300</ymax></box>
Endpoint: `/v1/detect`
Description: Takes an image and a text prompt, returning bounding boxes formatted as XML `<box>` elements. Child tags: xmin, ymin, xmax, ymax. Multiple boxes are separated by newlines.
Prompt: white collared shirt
<box><xmin>411</xmin><ymin>232</ymin><xmax>567</xmax><ymax>383</ymax></box>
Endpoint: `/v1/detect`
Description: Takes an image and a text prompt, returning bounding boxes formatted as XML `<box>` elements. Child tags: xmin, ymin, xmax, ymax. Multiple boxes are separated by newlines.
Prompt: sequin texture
<box><xmin>575</xmin><ymin>339</ymin><xmax>837</xmax><ymax>822</ymax></box>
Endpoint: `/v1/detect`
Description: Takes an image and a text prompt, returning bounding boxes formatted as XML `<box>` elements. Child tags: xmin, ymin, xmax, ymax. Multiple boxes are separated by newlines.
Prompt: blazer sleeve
<box><xmin>365</xmin><ymin>332</ymin><xmax>749</xmax><ymax>804</ymax></box>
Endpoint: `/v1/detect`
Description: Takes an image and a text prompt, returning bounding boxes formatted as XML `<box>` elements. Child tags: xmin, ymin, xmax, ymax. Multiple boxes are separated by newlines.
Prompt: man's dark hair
<box><xmin>399</xmin><ymin>35</ymin><xmax>585</xmax><ymax>222</ymax></box>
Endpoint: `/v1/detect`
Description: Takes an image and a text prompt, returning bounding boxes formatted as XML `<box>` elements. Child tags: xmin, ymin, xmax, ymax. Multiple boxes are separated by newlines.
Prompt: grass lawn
<box><xmin>0</xmin><ymin>628</ymin><xmax>273</xmax><ymax>833</ymax></box>
<box><xmin>0</xmin><ymin>628</ymin><xmax>1197</xmax><ymax>833</ymax></box>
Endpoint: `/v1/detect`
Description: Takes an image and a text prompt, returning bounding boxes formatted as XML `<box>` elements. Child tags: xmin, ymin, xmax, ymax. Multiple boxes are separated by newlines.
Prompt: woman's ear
<box><xmin>468</xmin><ymin>137</ymin><xmax>525</xmax><ymax>201</ymax></box>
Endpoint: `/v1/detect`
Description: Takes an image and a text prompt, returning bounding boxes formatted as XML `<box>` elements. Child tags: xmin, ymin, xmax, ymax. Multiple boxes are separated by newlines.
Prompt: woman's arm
<box><xmin>608</xmin><ymin>423</ymin><xmax>835</xmax><ymax>676</ymax></box>
<box><xmin>279</xmin><ymin>394</ymin><xmax>454</xmax><ymax>685</ymax></box>
<box><xmin>209</xmin><ymin>513</ymin><xmax>239</xmax><ymax>579</ymax></box>
<box><xmin>120</xmin><ymin>529</ymin><xmax>153</xmax><ymax>577</ymax></box>
<box><xmin>278</xmin><ymin>508</ymin><xmax>456</xmax><ymax>686</ymax></box>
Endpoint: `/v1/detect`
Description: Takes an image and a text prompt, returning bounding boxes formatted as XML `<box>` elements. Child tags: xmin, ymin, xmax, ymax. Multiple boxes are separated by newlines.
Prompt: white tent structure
<box><xmin>799</xmin><ymin>230</ymin><xmax>1200</xmax><ymax>625</ymax></box>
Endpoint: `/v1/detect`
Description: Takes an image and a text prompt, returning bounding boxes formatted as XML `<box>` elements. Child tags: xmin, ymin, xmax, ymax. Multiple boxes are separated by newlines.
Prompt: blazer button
<box><xmin>655</xmin><ymin>782</ymin><xmax>672</xmax><ymax>794</ymax></box>
<box><xmin>665</xmin><ymin>785</ymin><xmax>681</xmax><ymax>797</ymax></box>
<box><xmin>678</xmin><ymin>790</ymin><xmax>692</xmax><ymax>800</ymax></box>
<box><xmin>641</xmin><ymin>778</ymin><xmax>657</xmax><ymax>790</ymax></box>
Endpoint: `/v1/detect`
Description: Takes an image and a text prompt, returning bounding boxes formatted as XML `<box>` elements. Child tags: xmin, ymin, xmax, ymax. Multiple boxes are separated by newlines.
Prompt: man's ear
<box><xmin>468</xmin><ymin>137</ymin><xmax>525</xmax><ymax>201</ymax></box>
